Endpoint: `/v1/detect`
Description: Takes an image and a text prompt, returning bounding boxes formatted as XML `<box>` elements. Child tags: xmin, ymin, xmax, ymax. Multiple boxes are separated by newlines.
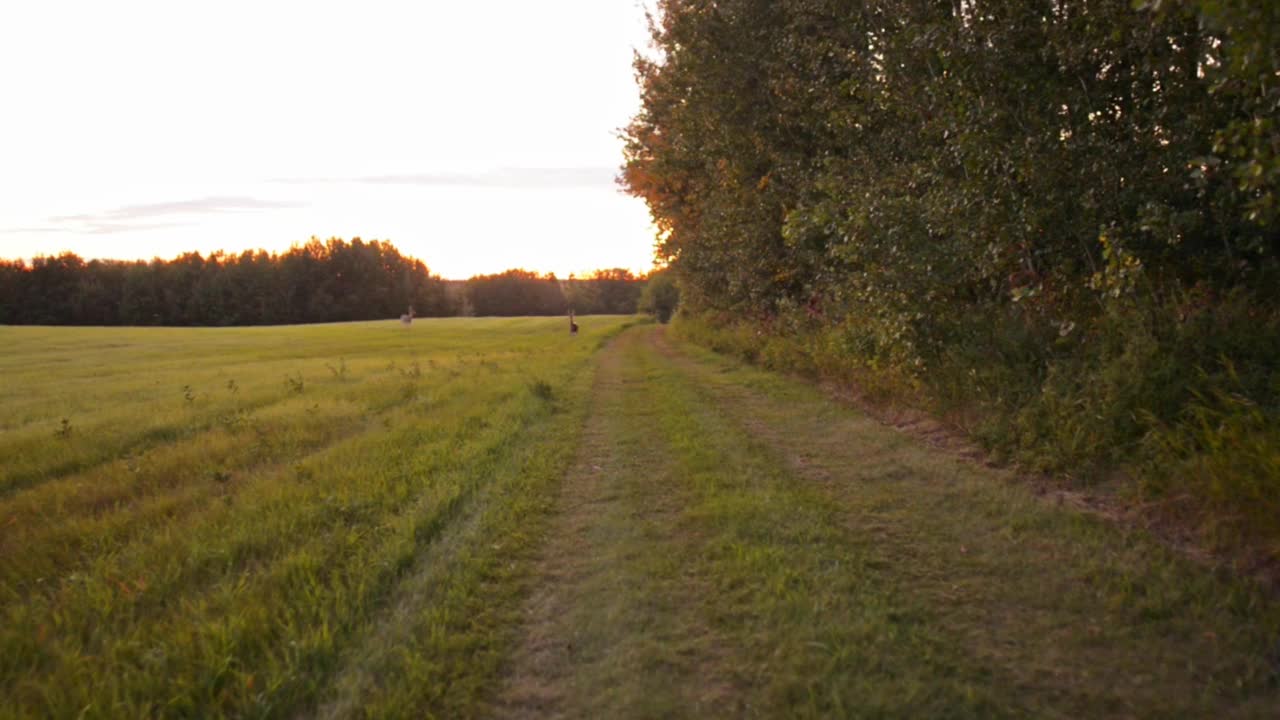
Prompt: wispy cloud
<box><xmin>67</xmin><ymin>221</ymin><xmax>190</xmax><ymax>235</ymax></box>
<box><xmin>50</xmin><ymin>196</ymin><xmax>304</xmax><ymax>224</ymax></box>
<box><xmin>2</xmin><ymin>226</ymin><xmax>67</xmax><ymax>234</ymax></box>
<box><xmin>5</xmin><ymin>195</ymin><xmax>305</xmax><ymax>235</ymax></box>
<box><xmin>275</xmin><ymin>167</ymin><xmax>618</xmax><ymax>190</ymax></box>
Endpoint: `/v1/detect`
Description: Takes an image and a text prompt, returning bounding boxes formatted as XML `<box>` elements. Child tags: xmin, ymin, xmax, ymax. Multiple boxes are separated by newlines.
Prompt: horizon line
<box><xmin>0</xmin><ymin>240</ymin><xmax>659</xmax><ymax>282</ymax></box>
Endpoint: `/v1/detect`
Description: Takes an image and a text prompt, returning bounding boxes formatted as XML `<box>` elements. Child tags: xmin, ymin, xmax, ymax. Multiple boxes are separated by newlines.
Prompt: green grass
<box><xmin>3</xmin><ymin>319</ymin><xmax>1278</xmax><ymax>718</ymax></box>
<box><xmin>671</xmin><ymin>306</ymin><xmax>1280</xmax><ymax>560</ymax></box>
<box><xmin>0</xmin><ymin>317</ymin><xmax>635</xmax><ymax>718</ymax></box>
<box><xmin>490</xmin><ymin>326</ymin><xmax>1280</xmax><ymax>718</ymax></box>
<box><xmin>651</xmin><ymin>330</ymin><xmax>1280</xmax><ymax>716</ymax></box>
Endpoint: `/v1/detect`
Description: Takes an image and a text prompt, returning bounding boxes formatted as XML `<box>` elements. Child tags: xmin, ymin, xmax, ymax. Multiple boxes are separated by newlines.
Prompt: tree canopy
<box><xmin>0</xmin><ymin>238</ymin><xmax>449</xmax><ymax>326</ymax></box>
<box><xmin>0</xmin><ymin>241</ymin><xmax>649</xmax><ymax>325</ymax></box>
<box><xmin>622</xmin><ymin>0</ymin><xmax>1280</xmax><ymax>489</ymax></box>
<box><xmin>624</xmin><ymin>0</ymin><xmax>1279</xmax><ymax>332</ymax></box>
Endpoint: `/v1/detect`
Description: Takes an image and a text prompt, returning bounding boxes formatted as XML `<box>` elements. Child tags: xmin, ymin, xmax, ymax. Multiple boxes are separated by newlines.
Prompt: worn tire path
<box><xmin>488</xmin><ymin>325</ymin><xmax>1280</xmax><ymax>719</ymax></box>
<box><xmin>490</xmin><ymin>326</ymin><xmax>740</xmax><ymax>718</ymax></box>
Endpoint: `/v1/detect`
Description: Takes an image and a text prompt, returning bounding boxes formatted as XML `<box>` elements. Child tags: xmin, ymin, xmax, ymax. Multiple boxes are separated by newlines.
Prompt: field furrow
<box><xmin>0</xmin><ymin>354</ymin><xmax>523</xmax><ymax>602</ymax></box>
<box><xmin>0</xmin><ymin>318</ymin><xmax>635</xmax><ymax>719</ymax></box>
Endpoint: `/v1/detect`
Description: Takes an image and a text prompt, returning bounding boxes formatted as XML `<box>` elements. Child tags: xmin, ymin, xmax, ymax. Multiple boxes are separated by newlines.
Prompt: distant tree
<box><xmin>588</xmin><ymin>268</ymin><xmax>644</xmax><ymax>314</ymax></box>
<box><xmin>27</xmin><ymin>253</ymin><xmax>87</xmax><ymax>324</ymax></box>
<box><xmin>0</xmin><ymin>238</ymin><xmax>449</xmax><ymax>326</ymax></box>
<box><xmin>460</xmin><ymin>268</ymin><xmax>647</xmax><ymax>317</ymax></box>
<box><xmin>561</xmin><ymin>273</ymin><xmax>597</xmax><ymax>314</ymax></box>
<box><xmin>466</xmin><ymin>269</ymin><xmax>567</xmax><ymax>316</ymax></box>
<box><xmin>75</xmin><ymin>260</ymin><xmax>122</xmax><ymax>325</ymax></box>
<box><xmin>119</xmin><ymin>262</ymin><xmax>161</xmax><ymax>325</ymax></box>
<box><xmin>0</xmin><ymin>259</ymin><xmax>27</xmax><ymax>324</ymax></box>
<box><xmin>639</xmin><ymin>270</ymin><xmax>679</xmax><ymax>324</ymax></box>
<box><xmin>0</xmin><ymin>241</ymin><xmax>651</xmax><ymax>325</ymax></box>
<box><xmin>443</xmin><ymin>280</ymin><xmax>473</xmax><ymax>316</ymax></box>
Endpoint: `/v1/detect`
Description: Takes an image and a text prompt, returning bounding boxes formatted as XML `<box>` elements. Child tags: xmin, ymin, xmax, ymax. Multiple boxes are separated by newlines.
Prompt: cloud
<box><xmin>5</xmin><ymin>195</ymin><xmax>305</xmax><ymax>235</ymax></box>
<box><xmin>50</xmin><ymin>196</ymin><xmax>304</xmax><ymax>224</ymax></box>
<box><xmin>275</xmin><ymin>167</ymin><xmax>618</xmax><ymax>190</ymax></box>
<box><xmin>77</xmin><ymin>221</ymin><xmax>190</xmax><ymax>235</ymax></box>
<box><xmin>2</xmin><ymin>226</ymin><xmax>66</xmax><ymax>234</ymax></box>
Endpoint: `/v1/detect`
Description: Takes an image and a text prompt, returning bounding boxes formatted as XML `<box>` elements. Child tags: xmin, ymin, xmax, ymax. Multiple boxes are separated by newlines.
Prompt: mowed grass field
<box><xmin>0</xmin><ymin>317</ymin><xmax>636</xmax><ymax>718</ymax></box>
<box><xmin>3</xmin><ymin>318</ymin><xmax>1280</xmax><ymax>719</ymax></box>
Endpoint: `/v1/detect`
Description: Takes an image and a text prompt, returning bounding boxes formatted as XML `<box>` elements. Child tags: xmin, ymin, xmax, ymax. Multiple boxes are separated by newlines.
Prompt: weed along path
<box><xmin>493</xmin><ymin>325</ymin><xmax>1280</xmax><ymax>718</ymax></box>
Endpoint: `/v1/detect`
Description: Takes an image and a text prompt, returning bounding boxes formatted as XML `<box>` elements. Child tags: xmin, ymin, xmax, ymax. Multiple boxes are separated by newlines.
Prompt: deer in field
<box><xmin>400</xmin><ymin>306</ymin><xmax>414</xmax><ymax>326</ymax></box>
<box><xmin>569</xmin><ymin>310</ymin><xmax>579</xmax><ymax>336</ymax></box>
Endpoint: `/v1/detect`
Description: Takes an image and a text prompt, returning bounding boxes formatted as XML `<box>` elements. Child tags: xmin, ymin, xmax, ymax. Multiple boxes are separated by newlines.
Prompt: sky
<box><xmin>0</xmin><ymin>0</ymin><xmax>659</xmax><ymax>279</ymax></box>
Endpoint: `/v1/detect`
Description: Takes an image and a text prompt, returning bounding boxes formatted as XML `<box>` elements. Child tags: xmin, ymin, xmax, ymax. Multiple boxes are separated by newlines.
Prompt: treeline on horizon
<box><xmin>0</xmin><ymin>238</ymin><xmax>647</xmax><ymax>326</ymax></box>
<box><xmin>623</xmin><ymin>1</ymin><xmax>1279</xmax><ymax>544</ymax></box>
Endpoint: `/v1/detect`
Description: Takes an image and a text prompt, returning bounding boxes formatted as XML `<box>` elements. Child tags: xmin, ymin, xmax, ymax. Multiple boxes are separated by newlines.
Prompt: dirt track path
<box><xmin>490</xmin><ymin>327</ymin><xmax>739</xmax><ymax>718</ymax></box>
<box><xmin>488</xmin><ymin>325</ymin><xmax>1280</xmax><ymax>719</ymax></box>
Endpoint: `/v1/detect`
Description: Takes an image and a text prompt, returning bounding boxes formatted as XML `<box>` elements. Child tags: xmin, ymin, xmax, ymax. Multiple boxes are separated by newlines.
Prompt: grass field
<box><xmin>0</xmin><ymin>317</ymin><xmax>634</xmax><ymax>718</ymax></box>
<box><xmin>2</xmin><ymin>318</ymin><xmax>1279</xmax><ymax>718</ymax></box>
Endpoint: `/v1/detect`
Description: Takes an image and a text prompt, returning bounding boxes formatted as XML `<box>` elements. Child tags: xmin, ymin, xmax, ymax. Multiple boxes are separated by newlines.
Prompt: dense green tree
<box><xmin>586</xmin><ymin>268</ymin><xmax>645</xmax><ymax>314</ymax></box>
<box><xmin>623</xmin><ymin>0</ymin><xmax>1280</xmax><ymax>474</ymax></box>
<box><xmin>639</xmin><ymin>269</ymin><xmax>680</xmax><ymax>323</ymax></box>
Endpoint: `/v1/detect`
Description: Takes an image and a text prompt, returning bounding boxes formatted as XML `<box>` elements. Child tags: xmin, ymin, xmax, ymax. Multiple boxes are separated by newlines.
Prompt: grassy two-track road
<box><xmin>491</xmin><ymin>325</ymin><xmax>1279</xmax><ymax>718</ymax></box>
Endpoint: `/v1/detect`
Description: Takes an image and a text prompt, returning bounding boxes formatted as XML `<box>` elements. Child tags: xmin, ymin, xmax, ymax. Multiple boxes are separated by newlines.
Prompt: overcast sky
<box><xmin>0</xmin><ymin>0</ymin><xmax>658</xmax><ymax>278</ymax></box>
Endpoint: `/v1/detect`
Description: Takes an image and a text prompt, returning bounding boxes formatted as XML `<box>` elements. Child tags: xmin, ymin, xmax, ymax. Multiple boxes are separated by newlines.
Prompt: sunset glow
<box><xmin>0</xmin><ymin>0</ymin><xmax>658</xmax><ymax>278</ymax></box>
